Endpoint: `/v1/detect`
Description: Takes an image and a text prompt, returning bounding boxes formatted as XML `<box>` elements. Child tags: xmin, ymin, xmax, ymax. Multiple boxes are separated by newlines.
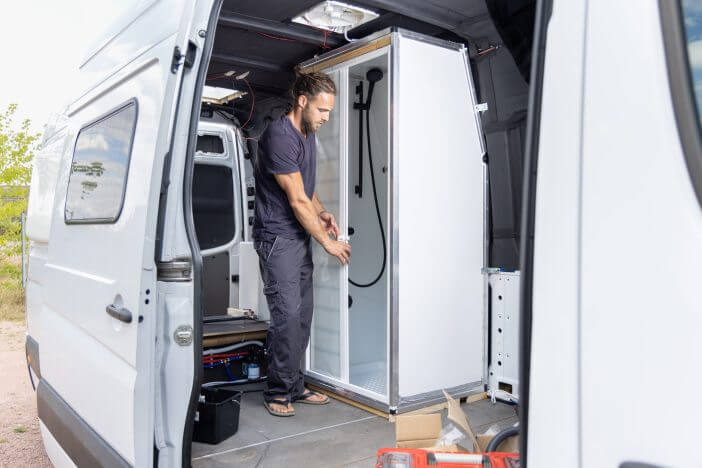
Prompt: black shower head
<box><xmin>366</xmin><ymin>68</ymin><xmax>383</xmax><ymax>83</ymax></box>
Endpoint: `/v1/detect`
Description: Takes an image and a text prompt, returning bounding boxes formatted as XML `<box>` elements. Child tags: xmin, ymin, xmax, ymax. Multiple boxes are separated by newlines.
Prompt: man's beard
<box><xmin>301</xmin><ymin>108</ymin><xmax>317</xmax><ymax>134</ymax></box>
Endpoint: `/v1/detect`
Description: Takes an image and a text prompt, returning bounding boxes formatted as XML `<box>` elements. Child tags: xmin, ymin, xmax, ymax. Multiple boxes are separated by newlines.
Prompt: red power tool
<box><xmin>376</xmin><ymin>449</ymin><xmax>520</xmax><ymax>468</ymax></box>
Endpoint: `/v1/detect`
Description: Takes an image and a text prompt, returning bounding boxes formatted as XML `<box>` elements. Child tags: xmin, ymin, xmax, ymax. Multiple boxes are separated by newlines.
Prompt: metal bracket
<box><xmin>174</xmin><ymin>325</ymin><xmax>194</xmax><ymax>346</ymax></box>
<box><xmin>170</xmin><ymin>41</ymin><xmax>198</xmax><ymax>74</ymax></box>
<box><xmin>474</xmin><ymin>103</ymin><xmax>489</xmax><ymax>113</ymax></box>
<box><xmin>481</xmin><ymin>267</ymin><xmax>501</xmax><ymax>275</ymax></box>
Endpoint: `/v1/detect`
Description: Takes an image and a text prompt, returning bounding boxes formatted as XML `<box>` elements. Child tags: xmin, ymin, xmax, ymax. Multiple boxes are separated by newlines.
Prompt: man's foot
<box><xmin>264</xmin><ymin>398</ymin><xmax>295</xmax><ymax>417</ymax></box>
<box><xmin>294</xmin><ymin>389</ymin><xmax>330</xmax><ymax>405</ymax></box>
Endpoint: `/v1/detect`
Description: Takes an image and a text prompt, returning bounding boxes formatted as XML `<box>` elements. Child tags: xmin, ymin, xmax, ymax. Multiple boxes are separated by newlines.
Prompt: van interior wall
<box><xmin>474</xmin><ymin>47</ymin><xmax>529</xmax><ymax>271</ymax></box>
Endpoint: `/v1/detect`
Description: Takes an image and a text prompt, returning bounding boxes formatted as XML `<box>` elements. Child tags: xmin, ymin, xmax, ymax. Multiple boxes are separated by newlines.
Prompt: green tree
<box><xmin>0</xmin><ymin>104</ymin><xmax>42</xmax><ymax>256</ymax></box>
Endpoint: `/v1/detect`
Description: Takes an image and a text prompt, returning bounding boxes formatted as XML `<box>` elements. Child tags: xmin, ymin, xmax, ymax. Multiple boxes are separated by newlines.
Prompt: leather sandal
<box><xmin>294</xmin><ymin>389</ymin><xmax>330</xmax><ymax>405</ymax></box>
<box><xmin>263</xmin><ymin>398</ymin><xmax>295</xmax><ymax>417</ymax></box>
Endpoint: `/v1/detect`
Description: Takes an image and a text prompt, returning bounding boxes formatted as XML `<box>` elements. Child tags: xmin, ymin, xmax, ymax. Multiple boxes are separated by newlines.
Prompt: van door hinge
<box><xmin>171</xmin><ymin>41</ymin><xmax>198</xmax><ymax>74</ymax></box>
<box><xmin>474</xmin><ymin>103</ymin><xmax>489</xmax><ymax>113</ymax></box>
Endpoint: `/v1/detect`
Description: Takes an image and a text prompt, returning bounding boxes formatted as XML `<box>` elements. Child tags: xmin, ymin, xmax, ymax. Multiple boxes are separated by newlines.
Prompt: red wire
<box><xmin>258</xmin><ymin>32</ymin><xmax>297</xmax><ymax>42</ymax></box>
<box><xmin>240</xmin><ymin>78</ymin><xmax>255</xmax><ymax>130</ymax></box>
<box><xmin>202</xmin><ymin>351</ymin><xmax>248</xmax><ymax>363</ymax></box>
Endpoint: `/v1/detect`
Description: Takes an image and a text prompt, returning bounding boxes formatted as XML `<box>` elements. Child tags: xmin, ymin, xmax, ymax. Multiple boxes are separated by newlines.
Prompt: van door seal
<box><xmin>518</xmin><ymin>0</ymin><xmax>552</xmax><ymax>465</ymax></box>
<box><xmin>180</xmin><ymin>2</ymin><xmax>224</xmax><ymax>467</ymax></box>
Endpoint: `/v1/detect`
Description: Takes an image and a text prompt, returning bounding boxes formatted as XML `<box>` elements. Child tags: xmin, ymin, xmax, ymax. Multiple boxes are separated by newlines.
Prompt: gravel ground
<box><xmin>0</xmin><ymin>321</ymin><xmax>51</xmax><ymax>467</ymax></box>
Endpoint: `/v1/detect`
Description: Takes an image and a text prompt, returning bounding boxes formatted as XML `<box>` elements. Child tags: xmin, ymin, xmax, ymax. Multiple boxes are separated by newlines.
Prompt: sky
<box><xmin>0</xmin><ymin>1</ymin><xmax>136</xmax><ymax>133</ymax></box>
<box><xmin>3</xmin><ymin>1</ymin><xmax>702</xmax><ymax>134</ymax></box>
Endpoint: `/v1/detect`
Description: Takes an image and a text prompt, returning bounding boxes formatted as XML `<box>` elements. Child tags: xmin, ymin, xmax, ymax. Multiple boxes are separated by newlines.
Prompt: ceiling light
<box><xmin>292</xmin><ymin>1</ymin><xmax>379</xmax><ymax>33</ymax></box>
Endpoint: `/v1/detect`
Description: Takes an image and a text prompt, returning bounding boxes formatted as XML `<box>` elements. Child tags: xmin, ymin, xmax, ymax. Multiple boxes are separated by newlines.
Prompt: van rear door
<box><xmin>39</xmin><ymin>2</ymin><xmax>199</xmax><ymax>466</ymax></box>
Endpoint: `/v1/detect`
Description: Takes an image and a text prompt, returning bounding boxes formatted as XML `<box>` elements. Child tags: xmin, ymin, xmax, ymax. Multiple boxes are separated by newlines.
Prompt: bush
<box><xmin>0</xmin><ymin>104</ymin><xmax>39</xmax><ymax>321</ymax></box>
<box><xmin>0</xmin><ymin>255</ymin><xmax>24</xmax><ymax>321</ymax></box>
<box><xmin>0</xmin><ymin>104</ymin><xmax>40</xmax><ymax>257</ymax></box>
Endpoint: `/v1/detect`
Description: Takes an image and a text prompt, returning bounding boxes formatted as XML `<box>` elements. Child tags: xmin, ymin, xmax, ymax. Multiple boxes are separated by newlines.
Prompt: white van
<box><xmin>23</xmin><ymin>0</ymin><xmax>702</xmax><ymax>467</ymax></box>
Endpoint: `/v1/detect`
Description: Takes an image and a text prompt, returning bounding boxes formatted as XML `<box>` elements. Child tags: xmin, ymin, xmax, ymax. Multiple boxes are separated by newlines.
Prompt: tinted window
<box><xmin>65</xmin><ymin>101</ymin><xmax>137</xmax><ymax>223</ymax></box>
<box><xmin>682</xmin><ymin>0</ymin><xmax>702</xmax><ymax>118</ymax></box>
<box><xmin>196</xmin><ymin>134</ymin><xmax>225</xmax><ymax>154</ymax></box>
<box><xmin>192</xmin><ymin>164</ymin><xmax>235</xmax><ymax>249</ymax></box>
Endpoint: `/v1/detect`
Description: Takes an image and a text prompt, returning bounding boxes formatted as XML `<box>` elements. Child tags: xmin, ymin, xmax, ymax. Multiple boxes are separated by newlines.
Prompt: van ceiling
<box><xmin>207</xmin><ymin>0</ymin><xmax>535</xmax><ymax>100</ymax></box>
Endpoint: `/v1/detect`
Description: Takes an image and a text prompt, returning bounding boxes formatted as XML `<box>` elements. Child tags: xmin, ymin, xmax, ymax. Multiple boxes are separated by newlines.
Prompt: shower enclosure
<box><xmin>302</xmin><ymin>29</ymin><xmax>487</xmax><ymax>413</ymax></box>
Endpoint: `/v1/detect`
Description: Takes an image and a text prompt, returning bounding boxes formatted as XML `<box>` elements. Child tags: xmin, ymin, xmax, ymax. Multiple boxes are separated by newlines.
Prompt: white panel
<box><xmin>238</xmin><ymin>241</ymin><xmax>269</xmax><ymax>320</ymax></box>
<box><xmin>397</xmin><ymin>36</ymin><xmax>484</xmax><ymax>396</ymax></box>
<box><xmin>26</xmin><ymin>127</ymin><xmax>68</xmax><ymax>243</ymax></box>
<box><xmin>579</xmin><ymin>2</ymin><xmax>702</xmax><ymax>466</ymax></box>
<box><xmin>488</xmin><ymin>272</ymin><xmax>520</xmax><ymax>402</ymax></box>
<box><xmin>527</xmin><ymin>1</ymin><xmax>585</xmax><ymax>465</ymax></box>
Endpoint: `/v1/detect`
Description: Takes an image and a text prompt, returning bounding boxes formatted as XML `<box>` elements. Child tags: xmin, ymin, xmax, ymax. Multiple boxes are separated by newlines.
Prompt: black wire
<box><xmin>349</xmin><ymin>106</ymin><xmax>387</xmax><ymax>288</ymax></box>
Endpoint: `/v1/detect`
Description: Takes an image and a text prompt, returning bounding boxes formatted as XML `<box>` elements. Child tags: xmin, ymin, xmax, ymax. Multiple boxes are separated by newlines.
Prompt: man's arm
<box><xmin>312</xmin><ymin>193</ymin><xmax>340</xmax><ymax>238</ymax></box>
<box><xmin>311</xmin><ymin>193</ymin><xmax>325</xmax><ymax>215</ymax></box>
<box><xmin>274</xmin><ymin>172</ymin><xmax>350</xmax><ymax>264</ymax></box>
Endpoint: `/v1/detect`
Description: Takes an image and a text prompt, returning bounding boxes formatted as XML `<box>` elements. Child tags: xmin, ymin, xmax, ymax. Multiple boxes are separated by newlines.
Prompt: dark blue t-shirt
<box><xmin>253</xmin><ymin>115</ymin><xmax>316</xmax><ymax>240</ymax></box>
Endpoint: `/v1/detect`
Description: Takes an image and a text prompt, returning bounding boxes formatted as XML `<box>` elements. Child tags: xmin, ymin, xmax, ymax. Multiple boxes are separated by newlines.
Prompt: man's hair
<box><xmin>290</xmin><ymin>71</ymin><xmax>337</xmax><ymax>104</ymax></box>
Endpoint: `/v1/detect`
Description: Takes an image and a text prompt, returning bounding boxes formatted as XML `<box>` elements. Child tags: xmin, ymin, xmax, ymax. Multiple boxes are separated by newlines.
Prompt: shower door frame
<box><xmin>304</xmin><ymin>44</ymin><xmax>393</xmax><ymax>407</ymax></box>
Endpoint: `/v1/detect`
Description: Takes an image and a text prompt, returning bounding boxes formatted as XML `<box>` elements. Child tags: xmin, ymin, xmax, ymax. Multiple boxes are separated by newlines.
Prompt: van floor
<box><xmin>191</xmin><ymin>390</ymin><xmax>518</xmax><ymax>467</ymax></box>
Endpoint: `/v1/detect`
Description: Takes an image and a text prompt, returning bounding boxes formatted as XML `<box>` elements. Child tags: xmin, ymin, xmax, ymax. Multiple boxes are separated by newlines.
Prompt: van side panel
<box><xmin>74</xmin><ymin>0</ymin><xmax>190</xmax><ymax>111</ymax></box>
<box><xmin>26</xmin><ymin>124</ymin><xmax>68</xmax><ymax>243</ymax></box>
<box><xmin>26</xmin><ymin>125</ymin><xmax>70</xmax><ymax>361</ymax></box>
<box><xmin>35</xmin><ymin>0</ymin><xmax>200</xmax><ymax>463</ymax></box>
<box><xmin>579</xmin><ymin>1</ymin><xmax>702</xmax><ymax>466</ymax></box>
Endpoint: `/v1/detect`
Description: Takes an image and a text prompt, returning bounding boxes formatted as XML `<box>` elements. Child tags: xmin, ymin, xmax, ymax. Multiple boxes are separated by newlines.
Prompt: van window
<box><xmin>681</xmin><ymin>0</ymin><xmax>702</xmax><ymax>120</ymax></box>
<box><xmin>192</xmin><ymin>164</ymin><xmax>235</xmax><ymax>249</ymax></box>
<box><xmin>196</xmin><ymin>134</ymin><xmax>225</xmax><ymax>155</ymax></box>
<box><xmin>64</xmin><ymin>101</ymin><xmax>138</xmax><ymax>223</ymax></box>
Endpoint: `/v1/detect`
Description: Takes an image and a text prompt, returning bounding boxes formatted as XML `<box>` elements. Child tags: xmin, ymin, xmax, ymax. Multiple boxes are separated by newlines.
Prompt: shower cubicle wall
<box><xmin>301</xmin><ymin>29</ymin><xmax>487</xmax><ymax>413</ymax></box>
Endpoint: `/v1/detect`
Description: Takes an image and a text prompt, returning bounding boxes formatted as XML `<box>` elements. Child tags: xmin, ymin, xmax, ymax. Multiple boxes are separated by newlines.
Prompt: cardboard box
<box><xmin>395</xmin><ymin>413</ymin><xmax>444</xmax><ymax>449</ymax></box>
<box><xmin>394</xmin><ymin>390</ymin><xmax>518</xmax><ymax>453</ymax></box>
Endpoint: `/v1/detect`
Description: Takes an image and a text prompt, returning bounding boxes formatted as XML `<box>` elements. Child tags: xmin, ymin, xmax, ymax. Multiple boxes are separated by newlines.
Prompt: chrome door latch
<box><xmin>174</xmin><ymin>325</ymin><xmax>193</xmax><ymax>346</ymax></box>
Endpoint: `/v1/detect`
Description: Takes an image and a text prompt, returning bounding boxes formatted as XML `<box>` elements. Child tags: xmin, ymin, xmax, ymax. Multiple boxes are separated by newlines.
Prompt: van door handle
<box><xmin>106</xmin><ymin>304</ymin><xmax>132</xmax><ymax>323</ymax></box>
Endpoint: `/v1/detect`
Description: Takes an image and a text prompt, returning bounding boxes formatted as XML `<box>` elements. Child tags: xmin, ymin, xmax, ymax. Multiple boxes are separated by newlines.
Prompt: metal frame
<box><xmin>397</xmin><ymin>380</ymin><xmax>484</xmax><ymax>414</ymax></box>
<box><xmin>305</xmin><ymin>373</ymin><xmax>390</xmax><ymax>412</ymax></box>
<box><xmin>460</xmin><ymin>44</ymin><xmax>490</xmax><ymax>387</ymax></box>
<box><xmin>388</xmin><ymin>32</ymin><xmax>400</xmax><ymax>411</ymax></box>
<box><xmin>302</xmin><ymin>28</ymin><xmax>488</xmax><ymax>412</ymax></box>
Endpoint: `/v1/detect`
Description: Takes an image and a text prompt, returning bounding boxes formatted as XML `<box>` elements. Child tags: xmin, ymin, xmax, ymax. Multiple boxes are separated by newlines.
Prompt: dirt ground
<box><xmin>0</xmin><ymin>321</ymin><xmax>51</xmax><ymax>467</ymax></box>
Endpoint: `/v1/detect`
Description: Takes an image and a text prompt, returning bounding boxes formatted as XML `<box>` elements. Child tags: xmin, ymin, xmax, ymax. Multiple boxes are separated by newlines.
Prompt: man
<box><xmin>253</xmin><ymin>71</ymin><xmax>351</xmax><ymax>417</ymax></box>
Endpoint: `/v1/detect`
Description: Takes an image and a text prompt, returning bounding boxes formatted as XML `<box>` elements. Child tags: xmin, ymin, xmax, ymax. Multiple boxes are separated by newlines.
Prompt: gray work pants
<box><xmin>254</xmin><ymin>235</ymin><xmax>314</xmax><ymax>402</ymax></box>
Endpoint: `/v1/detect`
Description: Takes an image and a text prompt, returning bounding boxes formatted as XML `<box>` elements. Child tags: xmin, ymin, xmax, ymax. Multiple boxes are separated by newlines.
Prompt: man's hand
<box><xmin>322</xmin><ymin>239</ymin><xmax>351</xmax><ymax>265</ymax></box>
<box><xmin>319</xmin><ymin>211</ymin><xmax>340</xmax><ymax>238</ymax></box>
